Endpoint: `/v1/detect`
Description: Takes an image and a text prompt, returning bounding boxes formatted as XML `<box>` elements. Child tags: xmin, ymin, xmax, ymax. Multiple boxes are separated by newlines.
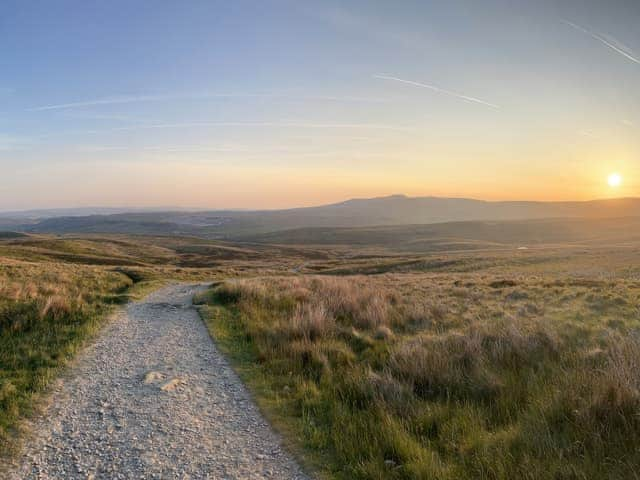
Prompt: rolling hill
<box><xmin>5</xmin><ymin>195</ymin><xmax>640</xmax><ymax>240</ymax></box>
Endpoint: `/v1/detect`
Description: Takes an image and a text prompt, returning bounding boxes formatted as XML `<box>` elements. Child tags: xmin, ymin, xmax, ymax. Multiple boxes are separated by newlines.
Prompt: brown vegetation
<box><xmin>200</xmin><ymin>273</ymin><xmax>640</xmax><ymax>479</ymax></box>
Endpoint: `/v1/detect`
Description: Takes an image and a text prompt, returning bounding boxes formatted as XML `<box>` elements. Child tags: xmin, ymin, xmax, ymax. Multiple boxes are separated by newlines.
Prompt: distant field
<box><xmin>198</xmin><ymin>270</ymin><xmax>640</xmax><ymax>479</ymax></box>
<box><xmin>234</xmin><ymin>216</ymin><xmax>640</xmax><ymax>252</ymax></box>
<box><xmin>0</xmin><ymin>233</ymin><xmax>321</xmax><ymax>276</ymax></box>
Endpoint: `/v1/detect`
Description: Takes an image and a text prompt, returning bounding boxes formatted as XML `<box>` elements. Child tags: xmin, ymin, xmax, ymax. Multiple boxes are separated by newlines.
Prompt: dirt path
<box><xmin>8</xmin><ymin>284</ymin><xmax>309</xmax><ymax>479</ymax></box>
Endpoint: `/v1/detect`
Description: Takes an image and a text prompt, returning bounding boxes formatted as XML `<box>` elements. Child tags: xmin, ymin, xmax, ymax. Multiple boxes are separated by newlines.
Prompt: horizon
<box><xmin>2</xmin><ymin>1</ymin><xmax>639</xmax><ymax>209</ymax></box>
<box><xmin>3</xmin><ymin>192</ymin><xmax>640</xmax><ymax>215</ymax></box>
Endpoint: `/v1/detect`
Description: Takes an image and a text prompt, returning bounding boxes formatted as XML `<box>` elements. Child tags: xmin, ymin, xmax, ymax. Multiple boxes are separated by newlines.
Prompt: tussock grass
<box><xmin>200</xmin><ymin>274</ymin><xmax>640</xmax><ymax>479</ymax></box>
<box><xmin>0</xmin><ymin>260</ymin><xmax>134</xmax><ymax>459</ymax></box>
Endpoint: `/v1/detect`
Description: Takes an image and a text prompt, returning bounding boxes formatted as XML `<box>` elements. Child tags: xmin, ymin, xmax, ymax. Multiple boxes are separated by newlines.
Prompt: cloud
<box><xmin>578</xmin><ymin>130</ymin><xmax>601</xmax><ymax>140</ymax></box>
<box><xmin>28</xmin><ymin>93</ymin><xmax>187</xmax><ymax>111</ymax></box>
<box><xmin>28</xmin><ymin>93</ymin><xmax>388</xmax><ymax>112</ymax></box>
<box><xmin>563</xmin><ymin>20</ymin><xmax>640</xmax><ymax>65</ymax></box>
<box><xmin>74</xmin><ymin>145</ymin><xmax>130</xmax><ymax>152</ymax></box>
<box><xmin>32</xmin><ymin>121</ymin><xmax>413</xmax><ymax>141</ymax></box>
<box><xmin>107</xmin><ymin>121</ymin><xmax>413</xmax><ymax>132</ymax></box>
<box><xmin>373</xmin><ymin>74</ymin><xmax>500</xmax><ymax>109</ymax></box>
<box><xmin>62</xmin><ymin>112</ymin><xmax>145</xmax><ymax>123</ymax></box>
<box><xmin>75</xmin><ymin>144</ymin><xmax>388</xmax><ymax>159</ymax></box>
<box><xmin>75</xmin><ymin>144</ymin><xmax>247</xmax><ymax>153</ymax></box>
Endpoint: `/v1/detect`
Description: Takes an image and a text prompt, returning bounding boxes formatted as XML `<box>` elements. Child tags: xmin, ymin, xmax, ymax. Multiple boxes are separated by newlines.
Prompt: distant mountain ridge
<box><xmin>3</xmin><ymin>195</ymin><xmax>640</xmax><ymax>238</ymax></box>
<box><xmin>295</xmin><ymin>195</ymin><xmax>640</xmax><ymax>224</ymax></box>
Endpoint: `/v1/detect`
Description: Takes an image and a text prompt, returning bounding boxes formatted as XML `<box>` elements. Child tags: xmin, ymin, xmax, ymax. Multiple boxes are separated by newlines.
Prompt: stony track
<box><xmin>7</xmin><ymin>284</ymin><xmax>309</xmax><ymax>479</ymax></box>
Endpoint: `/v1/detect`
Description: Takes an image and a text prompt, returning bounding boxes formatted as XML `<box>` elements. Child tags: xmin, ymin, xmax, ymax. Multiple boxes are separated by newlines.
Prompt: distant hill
<box><xmin>287</xmin><ymin>195</ymin><xmax>640</xmax><ymax>224</ymax></box>
<box><xmin>0</xmin><ymin>206</ymin><xmax>199</xmax><ymax>219</ymax></box>
<box><xmin>26</xmin><ymin>215</ymin><xmax>204</xmax><ymax>236</ymax></box>
<box><xmin>0</xmin><ymin>231</ymin><xmax>28</xmax><ymax>239</ymax></box>
<box><xmin>14</xmin><ymin>195</ymin><xmax>640</xmax><ymax>239</ymax></box>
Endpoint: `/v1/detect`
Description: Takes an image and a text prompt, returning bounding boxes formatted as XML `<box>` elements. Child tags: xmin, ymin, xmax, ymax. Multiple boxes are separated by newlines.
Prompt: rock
<box><xmin>159</xmin><ymin>377</ymin><xmax>184</xmax><ymax>392</ymax></box>
<box><xmin>143</xmin><ymin>371</ymin><xmax>165</xmax><ymax>384</ymax></box>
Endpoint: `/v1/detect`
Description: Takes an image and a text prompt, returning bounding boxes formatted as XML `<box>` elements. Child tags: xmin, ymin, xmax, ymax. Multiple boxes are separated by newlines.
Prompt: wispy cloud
<box><xmin>29</xmin><ymin>93</ymin><xmax>188</xmax><ymax>111</ymax></box>
<box><xmin>578</xmin><ymin>130</ymin><xmax>601</xmax><ymax>140</ymax></box>
<box><xmin>563</xmin><ymin>20</ymin><xmax>640</xmax><ymax>65</ymax></box>
<box><xmin>74</xmin><ymin>145</ymin><xmax>130</xmax><ymax>152</ymax></box>
<box><xmin>75</xmin><ymin>143</ymin><xmax>247</xmax><ymax>153</ymax></box>
<box><xmin>75</xmin><ymin>144</ymin><xmax>388</xmax><ymax>159</ymax></box>
<box><xmin>62</xmin><ymin>112</ymin><xmax>146</xmax><ymax>123</ymax></box>
<box><xmin>28</xmin><ymin>93</ymin><xmax>388</xmax><ymax>112</ymax></box>
<box><xmin>107</xmin><ymin>121</ymin><xmax>413</xmax><ymax>132</ymax></box>
<box><xmin>373</xmin><ymin>74</ymin><xmax>500</xmax><ymax>109</ymax></box>
<box><xmin>32</xmin><ymin>121</ymin><xmax>413</xmax><ymax>141</ymax></box>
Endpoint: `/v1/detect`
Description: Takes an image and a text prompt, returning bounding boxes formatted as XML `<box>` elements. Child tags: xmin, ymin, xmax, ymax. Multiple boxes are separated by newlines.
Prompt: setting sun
<box><xmin>608</xmin><ymin>172</ymin><xmax>622</xmax><ymax>188</ymax></box>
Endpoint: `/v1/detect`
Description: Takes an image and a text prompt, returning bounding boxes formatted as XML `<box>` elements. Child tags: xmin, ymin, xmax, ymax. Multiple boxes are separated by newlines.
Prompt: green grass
<box><xmin>196</xmin><ymin>301</ymin><xmax>337</xmax><ymax>478</ymax></box>
<box><xmin>0</xmin><ymin>259</ymin><xmax>161</xmax><ymax>460</ymax></box>
<box><xmin>0</xmin><ymin>232</ymin><xmax>305</xmax><ymax>464</ymax></box>
<box><xmin>5</xmin><ymin>232</ymin><xmax>640</xmax><ymax>477</ymax></box>
<box><xmin>198</xmin><ymin>275</ymin><xmax>640</xmax><ymax>479</ymax></box>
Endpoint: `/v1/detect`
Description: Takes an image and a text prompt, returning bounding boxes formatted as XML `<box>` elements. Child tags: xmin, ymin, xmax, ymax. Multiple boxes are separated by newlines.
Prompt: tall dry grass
<box><xmin>201</xmin><ymin>274</ymin><xmax>640</xmax><ymax>479</ymax></box>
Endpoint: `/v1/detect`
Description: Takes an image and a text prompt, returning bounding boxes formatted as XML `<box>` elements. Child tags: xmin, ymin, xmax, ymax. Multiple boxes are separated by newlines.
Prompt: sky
<box><xmin>1</xmin><ymin>0</ymin><xmax>639</xmax><ymax>210</ymax></box>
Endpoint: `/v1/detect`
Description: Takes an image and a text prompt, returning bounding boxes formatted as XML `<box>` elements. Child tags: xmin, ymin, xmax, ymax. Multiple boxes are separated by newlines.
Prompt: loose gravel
<box><xmin>7</xmin><ymin>284</ymin><xmax>309</xmax><ymax>479</ymax></box>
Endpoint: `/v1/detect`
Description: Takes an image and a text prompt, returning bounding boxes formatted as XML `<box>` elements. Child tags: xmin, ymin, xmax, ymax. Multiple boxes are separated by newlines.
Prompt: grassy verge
<box><xmin>197</xmin><ymin>274</ymin><xmax>640</xmax><ymax>479</ymax></box>
<box><xmin>0</xmin><ymin>260</ymin><xmax>159</xmax><ymax>461</ymax></box>
<box><xmin>197</xmin><ymin>301</ymin><xmax>334</xmax><ymax>478</ymax></box>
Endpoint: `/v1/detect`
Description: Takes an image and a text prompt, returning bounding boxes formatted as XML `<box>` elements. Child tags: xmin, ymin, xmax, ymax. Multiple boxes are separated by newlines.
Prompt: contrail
<box><xmin>28</xmin><ymin>93</ymin><xmax>388</xmax><ymax>112</ymax></box>
<box><xmin>28</xmin><ymin>94</ymin><xmax>190</xmax><ymax>111</ymax></box>
<box><xmin>563</xmin><ymin>20</ymin><xmax>640</xmax><ymax>65</ymax></box>
<box><xmin>373</xmin><ymin>74</ymin><xmax>500</xmax><ymax>109</ymax></box>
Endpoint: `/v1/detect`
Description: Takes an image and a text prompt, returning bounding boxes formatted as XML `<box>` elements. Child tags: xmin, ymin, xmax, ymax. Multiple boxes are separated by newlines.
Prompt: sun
<box><xmin>608</xmin><ymin>172</ymin><xmax>622</xmax><ymax>188</ymax></box>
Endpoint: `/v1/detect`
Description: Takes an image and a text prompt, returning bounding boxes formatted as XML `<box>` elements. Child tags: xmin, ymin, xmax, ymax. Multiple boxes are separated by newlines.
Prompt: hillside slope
<box><xmin>14</xmin><ymin>195</ymin><xmax>640</xmax><ymax>238</ymax></box>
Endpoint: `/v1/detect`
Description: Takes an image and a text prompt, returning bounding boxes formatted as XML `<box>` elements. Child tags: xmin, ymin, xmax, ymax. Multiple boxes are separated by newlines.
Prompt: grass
<box><xmin>0</xmin><ymin>235</ymin><xmax>195</xmax><ymax>463</ymax></box>
<box><xmin>198</xmin><ymin>274</ymin><xmax>640</xmax><ymax>479</ymax></box>
<box><xmin>5</xmin><ymin>231</ymin><xmax>640</xmax><ymax>478</ymax></box>
<box><xmin>0</xmin><ymin>259</ymin><xmax>142</xmax><ymax>458</ymax></box>
<box><xmin>0</xmin><ymin>232</ymin><xmax>307</xmax><ymax>463</ymax></box>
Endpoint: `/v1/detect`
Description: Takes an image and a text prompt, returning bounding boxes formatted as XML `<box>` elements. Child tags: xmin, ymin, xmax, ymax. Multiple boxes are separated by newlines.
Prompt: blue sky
<box><xmin>1</xmin><ymin>0</ymin><xmax>639</xmax><ymax>209</ymax></box>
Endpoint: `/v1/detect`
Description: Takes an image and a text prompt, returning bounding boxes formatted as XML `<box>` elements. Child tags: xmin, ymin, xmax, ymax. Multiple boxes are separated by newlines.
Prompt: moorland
<box><xmin>2</xmin><ymin>203</ymin><xmax>640</xmax><ymax>479</ymax></box>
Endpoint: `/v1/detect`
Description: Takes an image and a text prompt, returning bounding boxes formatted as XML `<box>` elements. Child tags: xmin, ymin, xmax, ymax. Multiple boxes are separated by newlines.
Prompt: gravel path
<box><xmin>8</xmin><ymin>284</ymin><xmax>310</xmax><ymax>479</ymax></box>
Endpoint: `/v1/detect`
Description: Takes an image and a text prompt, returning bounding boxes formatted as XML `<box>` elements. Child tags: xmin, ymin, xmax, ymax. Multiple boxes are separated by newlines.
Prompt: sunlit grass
<box><xmin>198</xmin><ymin>274</ymin><xmax>640</xmax><ymax>479</ymax></box>
<box><xmin>0</xmin><ymin>259</ymin><xmax>148</xmax><ymax>459</ymax></box>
